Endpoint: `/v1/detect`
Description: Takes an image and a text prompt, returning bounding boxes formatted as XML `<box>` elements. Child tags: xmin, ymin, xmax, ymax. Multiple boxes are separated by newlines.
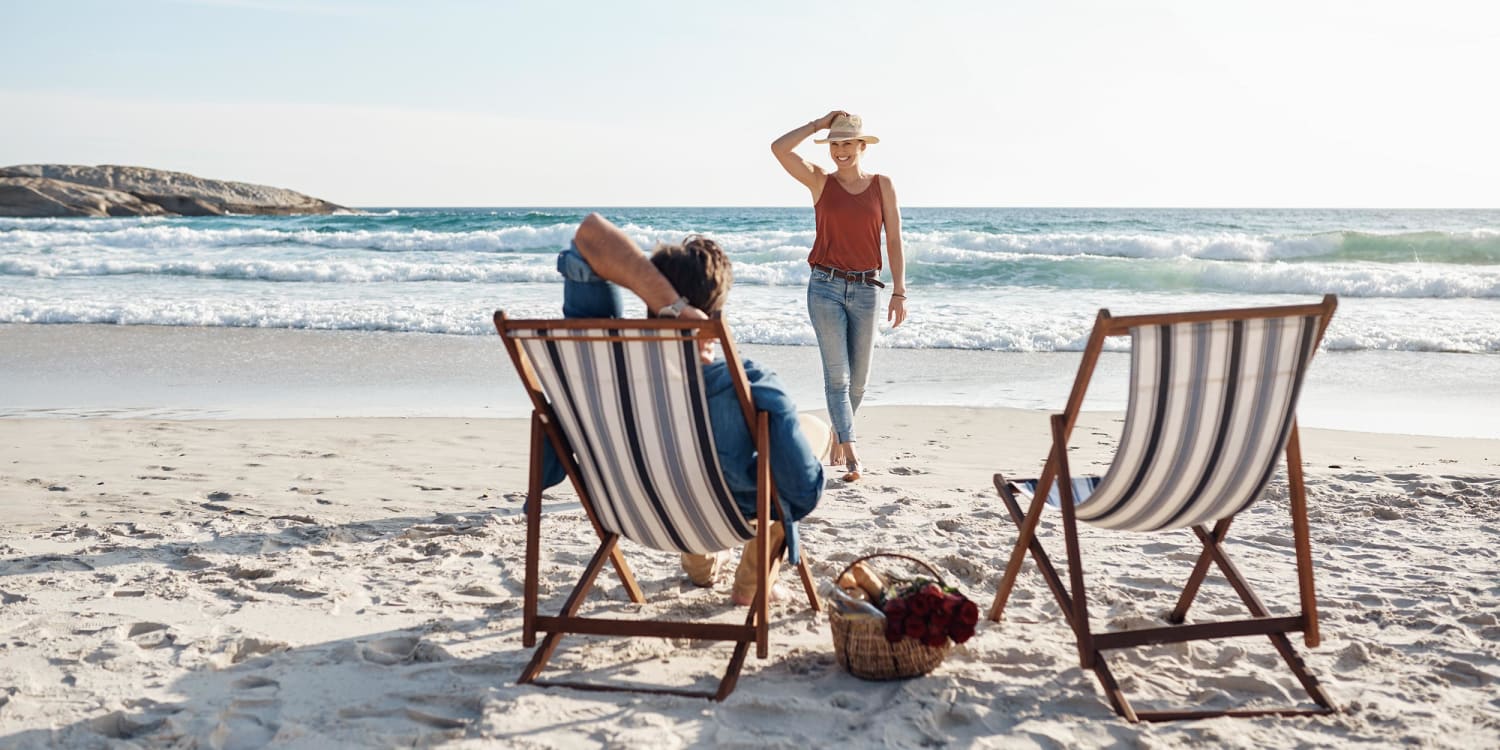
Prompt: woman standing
<box><xmin>772</xmin><ymin>111</ymin><xmax>906</xmax><ymax>481</ymax></box>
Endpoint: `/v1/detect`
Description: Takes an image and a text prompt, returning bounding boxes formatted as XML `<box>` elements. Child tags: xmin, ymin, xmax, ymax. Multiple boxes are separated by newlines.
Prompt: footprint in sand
<box><xmin>358</xmin><ymin>635</ymin><xmax>454</xmax><ymax>666</ymax></box>
<box><xmin>226</xmin><ymin>637</ymin><xmax>288</xmax><ymax>665</ymax></box>
<box><xmin>232</xmin><ymin>674</ymin><xmax>280</xmax><ymax>690</ymax></box>
<box><xmin>127</xmin><ymin>622</ymin><xmax>175</xmax><ymax>649</ymax></box>
<box><xmin>88</xmin><ymin>711</ymin><xmax>166</xmax><ymax>741</ymax></box>
<box><xmin>227</xmin><ymin>566</ymin><xmax>275</xmax><ymax>581</ymax></box>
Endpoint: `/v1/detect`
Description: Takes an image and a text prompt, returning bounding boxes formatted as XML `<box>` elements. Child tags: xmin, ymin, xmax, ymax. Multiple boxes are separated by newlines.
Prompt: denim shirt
<box><xmin>539</xmin><ymin>245</ymin><xmax>824</xmax><ymax>560</ymax></box>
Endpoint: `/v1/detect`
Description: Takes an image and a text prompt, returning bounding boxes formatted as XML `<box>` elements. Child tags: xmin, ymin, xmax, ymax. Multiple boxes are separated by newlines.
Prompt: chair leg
<box><xmin>1168</xmin><ymin>519</ymin><xmax>1231</xmax><ymax>624</ymax></box>
<box><xmin>795</xmin><ymin>556</ymin><xmax>821</xmax><ymax>612</ymax></box>
<box><xmin>1188</xmin><ymin>524</ymin><xmax>1336</xmax><ymax>712</ymax></box>
<box><xmin>996</xmin><ymin>476</ymin><xmax>1334</xmax><ymax>721</ymax></box>
<box><xmin>518</xmin><ymin>533</ymin><xmax>619</xmax><ymax>685</ymax></box>
<box><xmin>994</xmin><ymin>476</ymin><xmax>1076</xmax><ymax>625</ymax></box>
<box><xmin>1284</xmin><ymin>423</ymin><xmax>1321</xmax><ymax>647</ymax></box>
<box><xmin>1050</xmin><ymin>414</ymin><xmax>1095</xmax><ymax>670</ymax></box>
<box><xmin>990</xmin><ymin>461</ymin><xmax>1057</xmax><ymax>621</ymax></box>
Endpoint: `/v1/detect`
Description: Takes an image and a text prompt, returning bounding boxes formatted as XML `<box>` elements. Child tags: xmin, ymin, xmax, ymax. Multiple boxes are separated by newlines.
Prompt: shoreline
<box><xmin>1</xmin><ymin>407</ymin><xmax>1496</xmax><ymax>746</ymax></box>
<box><xmin>3</xmin><ymin>323</ymin><xmax>1499</xmax><ymax>439</ymax></box>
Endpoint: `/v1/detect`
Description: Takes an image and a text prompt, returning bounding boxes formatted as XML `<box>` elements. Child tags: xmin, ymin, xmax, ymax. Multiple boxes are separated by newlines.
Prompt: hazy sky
<box><xmin>3</xmin><ymin>0</ymin><xmax>1496</xmax><ymax>207</ymax></box>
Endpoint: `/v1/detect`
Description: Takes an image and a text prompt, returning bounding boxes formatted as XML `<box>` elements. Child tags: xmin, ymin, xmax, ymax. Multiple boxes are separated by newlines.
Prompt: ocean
<box><xmin>3</xmin><ymin>207</ymin><xmax>1499</xmax><ymax>435</ymax></box>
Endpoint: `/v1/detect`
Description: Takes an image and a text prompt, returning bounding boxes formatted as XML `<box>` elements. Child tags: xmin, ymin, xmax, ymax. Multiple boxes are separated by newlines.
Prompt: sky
<box><xmin>2</xmin><ymin>0</ymin><xmax>1497</xmax><ymax>208</ymax></box>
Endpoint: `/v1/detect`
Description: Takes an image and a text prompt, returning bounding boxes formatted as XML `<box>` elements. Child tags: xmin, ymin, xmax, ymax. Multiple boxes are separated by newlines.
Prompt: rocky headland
<box><xmin>0</xmin><ymin>164</ymin><xmax>347</xmax><ymax>217</ymax></box>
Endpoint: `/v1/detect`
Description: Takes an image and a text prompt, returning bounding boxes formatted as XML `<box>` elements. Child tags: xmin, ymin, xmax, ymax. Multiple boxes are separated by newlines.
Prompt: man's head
<box><xmin>651</xmin><ymin>235</ymin><xmax>733</xmax><ymax>316</ymax></box>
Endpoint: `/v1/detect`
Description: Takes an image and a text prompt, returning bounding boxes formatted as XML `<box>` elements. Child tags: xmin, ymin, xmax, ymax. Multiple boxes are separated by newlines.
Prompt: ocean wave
<box><xmin>4</xmin><ymin>294</ymin><xmax>1496</xmax><ymax>353</ymax></box>
<box><xmin>8</xmin><ymin>220</ymin><xmax>1497</xmax><ymax>265</ymax></box>
<box><xmin>0</xmin><ymin>223</ymin><xmax>583</xmax><ymax>253</ymax></box>
<box><xmin>0</xmin><ymin>256</ymin><xmax>558</xmax><ymax>283</ymax></box>
<box><xmin>5</xmin><ymin>250</ymin><xmax>1499</xmax><ymax>297</ymax></box>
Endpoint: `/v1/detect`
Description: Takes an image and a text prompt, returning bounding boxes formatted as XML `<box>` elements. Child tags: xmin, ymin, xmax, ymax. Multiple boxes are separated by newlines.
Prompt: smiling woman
<box><xmin>772</xmin><ymin>111</ymin><xmax>907</xmax><ymax>482</ymax></box>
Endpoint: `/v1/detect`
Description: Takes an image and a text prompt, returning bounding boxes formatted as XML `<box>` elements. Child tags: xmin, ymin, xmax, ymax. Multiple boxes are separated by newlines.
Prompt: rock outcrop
<box><xmin>0</xmin><ymin>164</ymin><xmax>348</xmax><ymax>218</ymax></box>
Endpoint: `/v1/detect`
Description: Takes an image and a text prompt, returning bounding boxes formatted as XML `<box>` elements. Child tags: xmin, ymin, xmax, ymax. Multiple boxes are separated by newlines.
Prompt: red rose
<box><xmin>941</xmin><ymin>594</ymin><xmax>962</xmax><ymax>616</ymax></box>
<box><xmin>957</xmin><ymin>600</ymin><xmax>980</xmax><ymax>627</ymax></box>
<box><xmin>884</xmin><ymin>598</ymin><xmax>907</xmax><ymax>618</ymax></box>
<box><xmin>904</xmin><ymin>617</ymin><xmax>926</xmax><ymax>639</ymax></box>
<box><xmin>922</xmin><ymin>631</ymin><xmax>948</xmax><ymax>648</ymax></box>
<box><xmin>949</xmin><ymin>622</ymin><xmax>976</xmax><ymax>644</ymax></box>
<box><xmin>907</xmin><ymin>594</ymin><xmax>931</xmax><ymax>617</ymax></box>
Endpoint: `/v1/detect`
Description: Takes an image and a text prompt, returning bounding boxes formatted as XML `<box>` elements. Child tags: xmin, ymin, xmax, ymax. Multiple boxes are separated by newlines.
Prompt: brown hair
<box><xmin>650</xmin><ymin>235</ymin><xmax>733</xmax><ymax>315</ymax></box>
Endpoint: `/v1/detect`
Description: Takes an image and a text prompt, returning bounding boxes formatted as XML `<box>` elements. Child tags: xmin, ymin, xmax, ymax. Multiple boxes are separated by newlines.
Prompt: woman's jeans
<box><xmin>807</xmin><ymin>268</ymin><xmax>879</xmax><ymax>445</ymax></box>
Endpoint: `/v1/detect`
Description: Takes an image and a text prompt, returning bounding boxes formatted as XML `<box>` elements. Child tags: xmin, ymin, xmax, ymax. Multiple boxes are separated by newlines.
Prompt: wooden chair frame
<box><xmin>987</xmin><ymin>296</ymin><xmax>1339</xmax><ymax>722</ymax></box>
<box><xmin>494</xmin><ymin>311</ymin><xmax>820</xmax><ymax>701</ymax></box>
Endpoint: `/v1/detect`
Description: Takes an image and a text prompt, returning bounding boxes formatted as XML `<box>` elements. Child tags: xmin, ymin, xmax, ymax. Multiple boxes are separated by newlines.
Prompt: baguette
<box><xmin>836</xmin><ymin>570</ymin><xmax>860</xmax><ymax>590</ymax></box>
<box><xmin>850</xmin><ymin>562</ymin><xmax>887</xmax><ymax>599</ymax></box>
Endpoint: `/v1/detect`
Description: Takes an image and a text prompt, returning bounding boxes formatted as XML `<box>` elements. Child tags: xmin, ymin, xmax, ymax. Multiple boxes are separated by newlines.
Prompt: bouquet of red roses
<box><xmin>879</xmin><ymin>578</ymin><xmax>980</xmax><ymax>648</ymax></box>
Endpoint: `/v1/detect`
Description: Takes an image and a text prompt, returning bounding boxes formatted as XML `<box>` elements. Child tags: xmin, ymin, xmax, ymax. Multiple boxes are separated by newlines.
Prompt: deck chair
<box><xmin>493</xmin><ymin>311</ymin><xmax>821</xmax><ymax>701</ymax></box>
<box><xmin>988</xmin><ymin>295</ymin><xmax>1339</xmax><ymax>722</ymax></box>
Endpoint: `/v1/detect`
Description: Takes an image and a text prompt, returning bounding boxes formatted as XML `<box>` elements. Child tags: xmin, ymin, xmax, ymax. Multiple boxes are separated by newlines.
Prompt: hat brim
<box><xmin>814</xmin><ymin>135</ymin><xmax>879</xmax><ymax>144</ymax></box>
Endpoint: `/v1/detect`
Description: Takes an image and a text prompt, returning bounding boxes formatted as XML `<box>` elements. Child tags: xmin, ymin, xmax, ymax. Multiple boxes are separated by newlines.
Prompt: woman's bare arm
<box><xmin>771</xmin><ymin>110</ymin><xmax>844</xmax><ymax>194</ymax></box>
<box><xmin>880</xmin><ymin>175</ymin><xmax>907</xmax><ymax>328</ymax></box>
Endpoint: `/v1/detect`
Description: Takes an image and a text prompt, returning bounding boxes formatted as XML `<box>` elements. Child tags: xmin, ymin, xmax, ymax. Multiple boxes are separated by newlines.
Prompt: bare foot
<box><xmin>841</xmin><ymin>459</ymin><xmax>864</xmax><ymax>482</ymax></box>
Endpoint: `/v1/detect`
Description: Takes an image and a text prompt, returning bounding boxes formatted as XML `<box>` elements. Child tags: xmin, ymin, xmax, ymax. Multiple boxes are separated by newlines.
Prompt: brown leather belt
<box><xmin>814</xmin><ymin>265</ymin><xmax>886</xmax><ymax>288</ymax></box>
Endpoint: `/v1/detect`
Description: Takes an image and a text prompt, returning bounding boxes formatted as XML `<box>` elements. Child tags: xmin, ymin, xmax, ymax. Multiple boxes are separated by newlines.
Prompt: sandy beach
<box><xmin>2</xmin><ymin>403</ymin><xmax>1497</xmax><ymax>747</ymax></box>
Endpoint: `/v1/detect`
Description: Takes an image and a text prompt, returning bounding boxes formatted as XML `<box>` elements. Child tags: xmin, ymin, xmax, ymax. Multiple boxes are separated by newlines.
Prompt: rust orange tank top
<box><xmin>809</xmin><ymin>173</ymin><xmax>884</xmax><ymax>271</ymax></box>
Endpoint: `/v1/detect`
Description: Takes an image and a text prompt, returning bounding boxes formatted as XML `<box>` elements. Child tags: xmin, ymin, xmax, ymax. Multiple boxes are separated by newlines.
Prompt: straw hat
<box><xmin>815</xmin><ymin>114</ymin><xmax>880</xmax><ymax>144</ymax></box>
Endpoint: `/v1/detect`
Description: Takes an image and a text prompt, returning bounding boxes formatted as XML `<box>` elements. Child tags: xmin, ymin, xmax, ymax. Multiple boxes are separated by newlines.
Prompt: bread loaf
<box><xmin>850</xmin><ymin>562</ymin><xmax>887</xmax><ymax>598</ymax></box>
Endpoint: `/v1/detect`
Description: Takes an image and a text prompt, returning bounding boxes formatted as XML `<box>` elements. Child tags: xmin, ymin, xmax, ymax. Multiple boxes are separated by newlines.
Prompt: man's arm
<box><xmin>573</xmin><ymin>213</ymin><xmax>692</xmax><ymax>315</ymax></box>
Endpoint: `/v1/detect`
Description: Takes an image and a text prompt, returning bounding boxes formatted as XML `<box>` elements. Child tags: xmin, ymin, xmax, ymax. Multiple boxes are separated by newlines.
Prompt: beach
<box><xmin>2</xmin><ymin>326</ymin><xmax>1498</xmax><ymax>747</ymax></box>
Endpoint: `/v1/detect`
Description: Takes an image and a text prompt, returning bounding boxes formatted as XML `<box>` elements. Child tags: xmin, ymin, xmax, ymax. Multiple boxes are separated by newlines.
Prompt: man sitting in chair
<box><xmin>539</xmin><ymin>212</ymin><xmax>827</xmax><ymax>606</ymax></box>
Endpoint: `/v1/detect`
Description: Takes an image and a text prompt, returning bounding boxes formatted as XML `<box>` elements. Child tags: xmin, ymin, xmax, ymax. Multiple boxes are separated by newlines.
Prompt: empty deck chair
<box><xmin>988</xmin><ymin>295</ymin><xmax>1339</xmax><ymax>721</ymax></box>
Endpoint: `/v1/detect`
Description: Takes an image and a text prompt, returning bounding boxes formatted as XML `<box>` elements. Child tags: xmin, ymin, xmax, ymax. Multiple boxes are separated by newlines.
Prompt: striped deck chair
<box><xmin>988</xmin><ymin>295</ymin><xmax>1339</xmax><ymax>722</ymax></box>
<box><xmin>493</xmin><ymin>312</ymin><xmax>820</xmax><ymax>701</ymax></box>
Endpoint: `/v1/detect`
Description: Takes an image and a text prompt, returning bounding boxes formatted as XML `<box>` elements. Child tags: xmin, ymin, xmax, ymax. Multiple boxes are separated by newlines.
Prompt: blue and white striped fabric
<box><xmin>517</xmin><ymin>327</ymin><xmax>755</xmax><ymax>554</ymax></box>
<box><xmin>1063</xmin><ymin>314</ymin><xmax>1320</xmax><ymax>532</ymax></box>
<box><xmin>1013</xmin><ymin>476</ymin><xmax>1106</xmax><ymax>510</ymax></box>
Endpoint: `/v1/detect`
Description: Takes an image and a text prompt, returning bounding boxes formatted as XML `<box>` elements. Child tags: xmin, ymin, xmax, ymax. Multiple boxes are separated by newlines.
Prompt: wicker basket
<box><xmin>828</xmin><ymin>553</ymin><xmax>951</xmax><ymax>680</ymax></box>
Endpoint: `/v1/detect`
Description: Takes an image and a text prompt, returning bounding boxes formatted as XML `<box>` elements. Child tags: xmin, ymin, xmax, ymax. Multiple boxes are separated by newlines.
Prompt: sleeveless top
<box><xmin>808</xmin><ymin>173</ymin><xmax>884</xmax><ymax>271</ymax></box>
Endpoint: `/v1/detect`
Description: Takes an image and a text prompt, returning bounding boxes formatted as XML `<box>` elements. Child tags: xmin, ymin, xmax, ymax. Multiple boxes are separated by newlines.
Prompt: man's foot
<box><xmin>683</xmin><ymin>550</ymin><xmax>726</xmax><ymax>587</ymax></box>
<box><xmin>731</xmin><ymin>583</ymin><xmax>790</xmax><ymax>607</ymax></box>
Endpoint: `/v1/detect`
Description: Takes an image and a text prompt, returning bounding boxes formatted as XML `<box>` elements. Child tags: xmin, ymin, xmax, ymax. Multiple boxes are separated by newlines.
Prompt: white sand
<box><xmin>1</xmin><ymin>408</ymin><xmax>1498</xmax><ymax>748</ymax></box>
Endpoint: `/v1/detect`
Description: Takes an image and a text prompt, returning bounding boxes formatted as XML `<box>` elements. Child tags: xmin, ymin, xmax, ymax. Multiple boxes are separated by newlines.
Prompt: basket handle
<box><xmin>836</xmin><ymin>552</ymin><xmax>947</xmax><ymax>588</ymax></box>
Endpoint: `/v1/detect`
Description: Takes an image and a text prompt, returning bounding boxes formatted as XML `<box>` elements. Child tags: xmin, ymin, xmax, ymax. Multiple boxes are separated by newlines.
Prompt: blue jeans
<box><xmin>807</xmin><ymin>267</ymin><xmax>879</xmax><ymax>445</ymax></box>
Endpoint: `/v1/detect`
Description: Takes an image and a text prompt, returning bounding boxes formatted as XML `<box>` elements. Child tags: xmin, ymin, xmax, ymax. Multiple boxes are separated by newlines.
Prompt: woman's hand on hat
<box><xmin>817</xmin><ymin>110</ymin><xmax>849</xmax><ymax>130</ymax></box>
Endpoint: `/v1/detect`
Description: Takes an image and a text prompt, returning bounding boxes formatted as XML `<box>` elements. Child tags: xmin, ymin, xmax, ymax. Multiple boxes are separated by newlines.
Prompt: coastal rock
<box><xmin>0</xmin><ymin>176</ymin><xmax>170</xmax><ymax>218</ymax></box>
<box><xmin>0</xmin><ymin>164</ymin><xmax>347</xmax><ymax>217</ymax></box>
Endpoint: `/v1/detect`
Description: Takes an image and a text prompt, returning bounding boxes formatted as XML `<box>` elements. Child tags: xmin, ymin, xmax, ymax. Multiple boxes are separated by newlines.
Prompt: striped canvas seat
<box><xmin>987</xmin><ymin>297</ymin><xmax>1339</xmax><ymax>722</ymax></box>
<box><xmin>1071</xmin><ymin>314</ymin><xmax>1320</xmax><ymax>532</ymax></box>
<box><xmin>497</xmin><ymin>312</ymin><xmax>821</xmax><ymax>701</ymax></box>
<box><xmin>515</xmin><ymin>325</ymin><xmax>754</xmax><ymax>555</ymax></box>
